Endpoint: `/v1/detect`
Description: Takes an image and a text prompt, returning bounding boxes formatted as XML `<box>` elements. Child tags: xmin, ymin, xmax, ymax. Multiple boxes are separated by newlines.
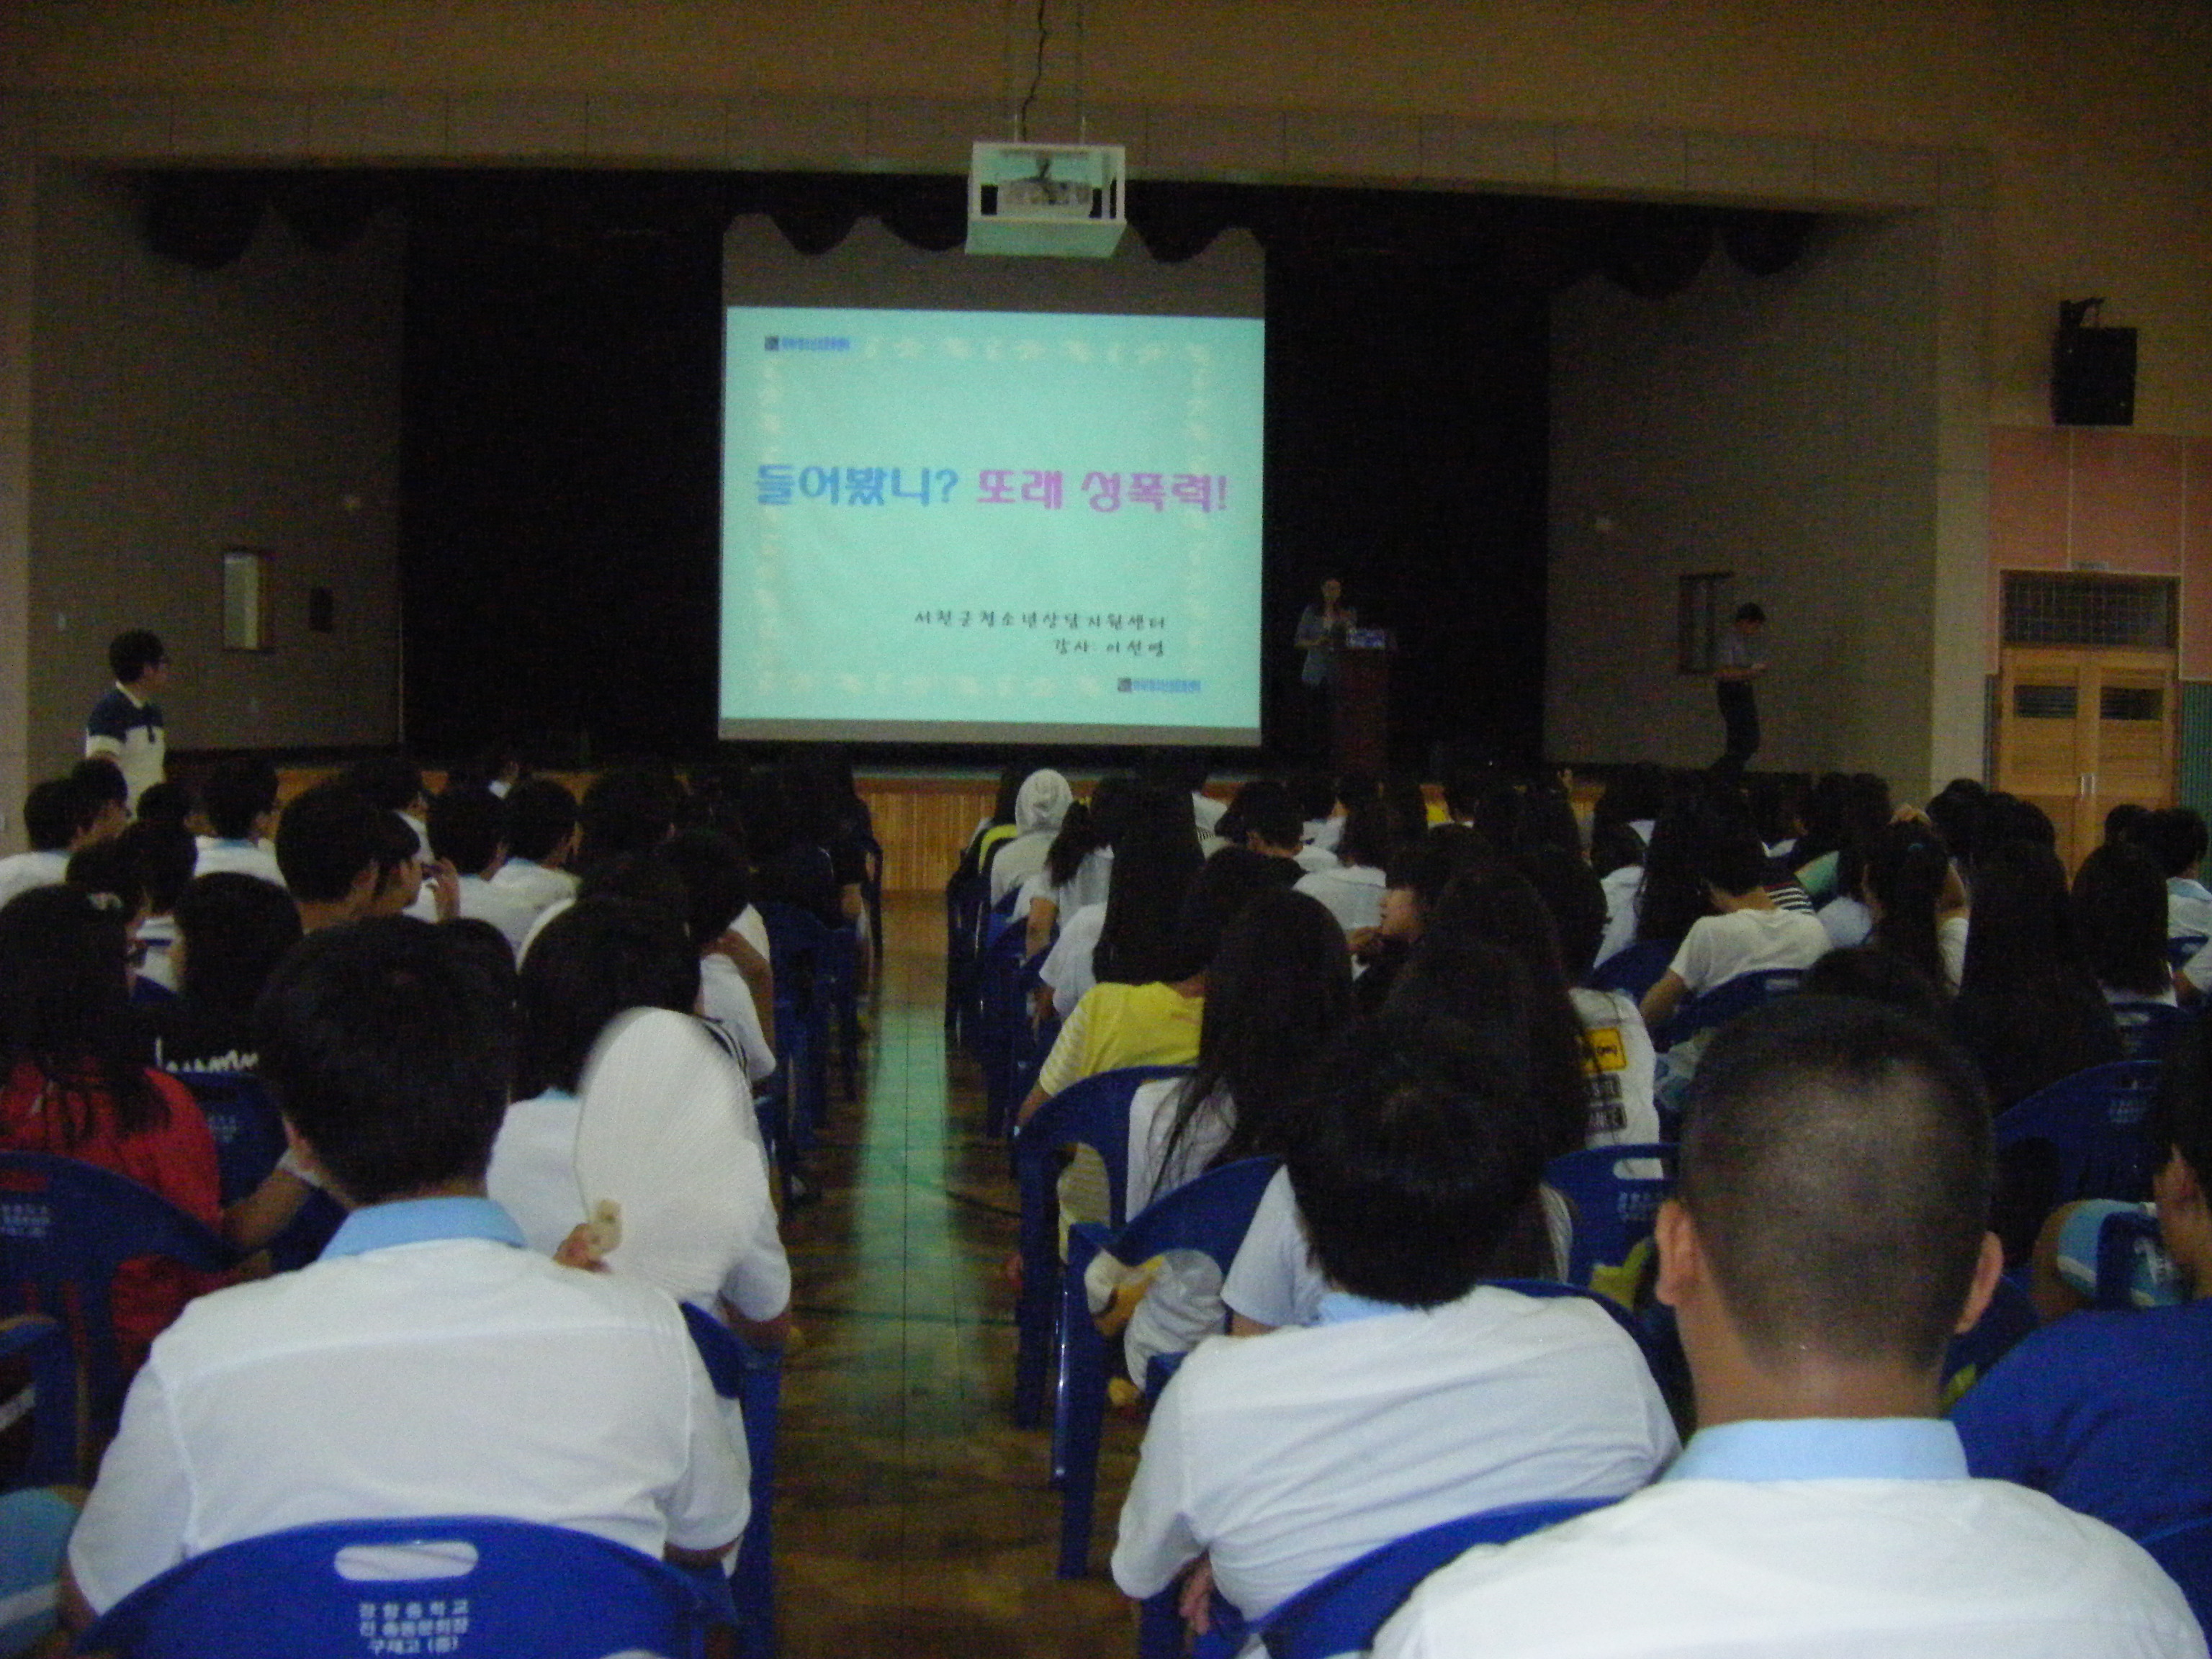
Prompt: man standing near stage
<box><xmin>1714</xmin><ymin>603</ymin><xmax>1766</xmax><ymax>772</ymax></box>
<box><xmin>84</xmin><ymin>630</ymin><xmax>168</xmax><ymax>811</ymax></box>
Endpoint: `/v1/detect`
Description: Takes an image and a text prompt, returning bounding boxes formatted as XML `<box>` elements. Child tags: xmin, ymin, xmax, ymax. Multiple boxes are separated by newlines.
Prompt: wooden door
<box><xmin>1997</xmin><ymin>646</ymin><xmax>2177</xmax><ymax>868</ymax></box>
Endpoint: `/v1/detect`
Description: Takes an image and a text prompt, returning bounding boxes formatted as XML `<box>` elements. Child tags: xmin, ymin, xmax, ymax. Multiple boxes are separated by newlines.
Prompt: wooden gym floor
<box><xmin>775</xmin><ymin>893</ymin><xmax>1138</xmax><ymax>1658</ymax></box>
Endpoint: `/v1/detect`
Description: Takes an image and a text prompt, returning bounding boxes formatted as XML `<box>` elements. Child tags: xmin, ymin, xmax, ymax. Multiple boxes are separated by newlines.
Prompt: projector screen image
<box><xmin>719</xmin><ymin>305</ymin><xmax>1264</xmax><ymax>744</ymax></box>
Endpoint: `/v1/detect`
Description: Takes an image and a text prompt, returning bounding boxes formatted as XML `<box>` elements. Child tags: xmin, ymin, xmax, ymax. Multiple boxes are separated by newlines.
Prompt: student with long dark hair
<box><xmin>0</xmin><ymin>886</ymin><xmax>222</xmax><ymax>1359</ymax></box>
<box><xmin>2072</xmin><ymin>840</ymin><xmax>2175</xmax><ymax>1004</ymax></box>
<box><xmin>1953</xmin><ymin>842</ymin><xmax>2121</xmax><ymax>1112</ymax></box>
<box><xmin>1863</xmin><ymin>820</ymin><xmax>1964</xmax><ymax>992</ymax></box>
<box><xmin>1039</xmin><ymin>781</ymin><xmax>1202</xmax><ymax>1017</ymax></box>
<box><xmin>1102</xmin><ymin>889</ymin><xmax>1354</xmax><ymax>1377</ymax></box>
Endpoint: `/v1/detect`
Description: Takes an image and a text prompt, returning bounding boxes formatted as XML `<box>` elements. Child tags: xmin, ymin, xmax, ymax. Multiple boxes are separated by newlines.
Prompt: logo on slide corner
<box><xmin>1118</xmin><ymin>678</ymin><xmax>1200</xmax><ymax>695</ymax></box>
<box><xmin>765</xmin><ymin>336</ymin><xmax>852</xmax><ymax>352</ymax></box>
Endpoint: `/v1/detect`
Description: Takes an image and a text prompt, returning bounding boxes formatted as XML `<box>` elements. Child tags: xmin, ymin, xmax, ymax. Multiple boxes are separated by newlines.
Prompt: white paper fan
<box><xmin>571</xmin><ymin>1007</ymin><xmax>763</xmax><ymax>1305</ymax></box>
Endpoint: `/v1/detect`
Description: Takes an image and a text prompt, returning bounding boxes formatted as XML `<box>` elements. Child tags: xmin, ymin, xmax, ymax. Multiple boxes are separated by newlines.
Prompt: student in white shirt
<box><xmin>492</xmin><ymin>777</ymin><xmax>583</xmax><ymax>915</ymax></box>
<box><xmin>657</xmin><ymin>826</ymin><xmax>778</xmax><ymax>1085</ymax></box>
<box><xmin>1023</xmin><ymin>786</ymin><xmax>1120</xmax><ymax>960</ymax></box>
<box><xmin>1113</xmin><ymin>1006</ymin><xmax>1678</xmax><ymax>1638</ymax></box>
<box><xmin>1377</xmin><ymin>997</ymin><xmax>2200</xmax><ymax>1659</ymax></box>
<box><xmin>1639</xmin><ymin>818</ymin><xmax>1830</xmax><ymax>1034</ymax></box>
<box><xmin>273</xmin><ymin>782</ymin><xmax>391</xmax><ymax>934</ymax></box>
<box><xmin>487</xmin><ymin>896</ymin><xmax>788</xmax><ymax>1349</ymax></box>
<box><xmin>192</xmin><ymin>756</ymin><xmax>284</xmax><ymax>886</ymax></box>
<box><xmin>411</xmin><ymin>783</ymin><xmax>540</xmax><ymax>956</ymax></box>
<box><xmin>1293</xmin><ymin>798</ymin><xmax>1392</xmax><ymax>936</ymax></box>
<box><xmin>63</xmin><ymin>916</ymin><xmax>750</xmax><ymax>1628</ymax></box>
<box><xmin>82</xmin><ymin>629</ymin><xmax>168</xmax><ymax>810</ymax></box>
<box><xmin>1862</xmin><ymin>819</ymin><xmax>1969</xmax><ymax>994</ymax></box>
<box><xmin>1517</xmin><ymin>847</ymin><xmax>1661</xmax><ymax>1149</ymax></box>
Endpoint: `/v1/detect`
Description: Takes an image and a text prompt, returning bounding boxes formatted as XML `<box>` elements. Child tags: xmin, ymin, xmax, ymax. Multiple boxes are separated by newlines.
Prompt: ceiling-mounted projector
<box><xmin>966</xmin><ymin>142</ymin><xmax>1126</xmax><ymax>258</ymax></box>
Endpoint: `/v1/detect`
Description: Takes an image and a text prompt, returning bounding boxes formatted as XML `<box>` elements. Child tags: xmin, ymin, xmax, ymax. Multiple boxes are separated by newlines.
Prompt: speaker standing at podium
<box><xmin>1294</xmin><ymin>577</ymin><xmax>1354</xmax><ymax>759</ymax></box>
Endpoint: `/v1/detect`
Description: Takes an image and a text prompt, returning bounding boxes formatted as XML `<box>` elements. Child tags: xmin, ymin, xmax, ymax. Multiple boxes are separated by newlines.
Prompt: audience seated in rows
<box><xmin>1375</xmin><ymin>997</ymin><xmax>2200</xmax><ymax>1658</ymax></box>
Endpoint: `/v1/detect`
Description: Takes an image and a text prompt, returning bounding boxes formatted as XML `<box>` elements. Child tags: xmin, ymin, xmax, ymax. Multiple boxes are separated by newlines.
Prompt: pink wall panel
<box><xmin>1990</xmin><ymin>426</ymin><xmax>2072</xmax><ymax>570</ymax></box>
<box><xmin>2071</xmin><ymin>430</ymin><xmax>2188</xmax><ymax>575</ymax></box>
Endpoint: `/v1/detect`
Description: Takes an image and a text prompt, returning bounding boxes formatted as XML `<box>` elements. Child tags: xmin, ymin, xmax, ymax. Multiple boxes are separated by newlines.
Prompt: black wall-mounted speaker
<box><xmin>2053</xmin><ymin>325</ymin><xmax>2137</xmax><ymax>426</ymax></box>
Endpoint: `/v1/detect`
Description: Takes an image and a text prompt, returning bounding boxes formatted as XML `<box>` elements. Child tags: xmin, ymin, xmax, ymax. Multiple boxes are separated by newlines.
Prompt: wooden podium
<box><xmin>1331</xmin><ymin>637</ymin><xmax>1391</xmax><ymax>775</ymax></box>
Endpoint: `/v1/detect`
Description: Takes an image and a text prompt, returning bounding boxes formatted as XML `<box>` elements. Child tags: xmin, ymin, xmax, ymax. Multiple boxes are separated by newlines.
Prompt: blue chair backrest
<box><xmin>1586</xmin><ymin>938</ymin><xmax>1674</xmax><ymax>1003</ymax></box>
<box><xmin>1012</xmin><ymin>1065</ymin><xmax>1193</xmax><ymax>1239</ymax></box>
<box><xmin>1541</xmin><ymin>1143</ymin><xmax>1676</xmax><ymax>1288</ymax></box>
<box><xmin>0</xmin><ymin>1151</ymin><xmax>231</xmax><ymax>1431</ymax></box>
<box><xmin>79</xmin><ymin>1514</ymin><xmax>726</xmax><ymax>1659</ymax></box>
<box><xmin>2143</xmin><ymin>1516</ymin><xmax>2212</xmax><ymax>1635</ymax></box>
<box><xmin>1094</xmin><ymin>1156</ymin><xmax>1280</xmax><ymax>1274</ymax></box>
<box><xmin>175</xmin><ymin>1070</ymin><xmax>286</xmax><ymax>1206</ymax></box>
<box><xmin>1941</xmin><ymin>1272</ymin><xmax>2039</xmax><ymax>1405</ymax></box>
<box><xmin>2168</xmin><ymin>934</ymin><xmax>2208</xmax><ymax>972</ymax></box>
<box><xmin>1253</xmin><ymin>1498</ymin><xmax>1618</xmax><ymax>1659</ymax></box>
<box><xmin>1994</xmin><ymin>1059</ymin><xmax>2163</xmax><ymax>1205</ymax></box>
<box><xmin>680</xmin><ymin>1303</ymin><xmax>778</xmax><ymax>1659</ymax></box>
<box><xmin>1660</xmin><ymin>968</ymin><xmax>1802</xmax><ymax>1051</ymax></box>
<box><xmin>0</xmin><ymin>1314</ymin><xmax>77</xmax><ymax>1488</ymax></box>
<box><xmin>2110</xmin><ymin>1000</ymin><xmax>2192</xmax><ymax>1062</ymax></box>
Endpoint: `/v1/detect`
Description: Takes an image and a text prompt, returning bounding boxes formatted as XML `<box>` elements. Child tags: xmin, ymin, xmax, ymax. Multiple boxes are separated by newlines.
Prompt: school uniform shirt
<box><xmin>1939</xmin><ymin>913</ymin><xmax>1970</xmax><ymax>992</ymax></box>
<box><xmin>134</xmin><ymin>914</ymin><xmax>179</xmax><ymax>993</ymax></box>
<box><xmin>1953</xmin><ymin>1298</ymin><xmax>2212</xmax><ymax>1546</ymax></box>
<box><xmin>1112</xmin><ymin>1287</ymin><xmax>1678</xmax><ymax>1625</ymax></box>
<box><xmin>1293</xmin><ymin>864</ymin><xmax>1387</xmax><ymax>935</ymax></box>
<box><xmin>66</xmin><ymin>1197</ymin><xmax>750</xmax><ymax>1614</ymax></box>
<box><xmin>84</xmin><ymin>683</ymin><xmax>164</xmax><ymax>808</ymax></box>
<box><xmin>1192</xmin><ymin>792</ymin><xmax>1227</xmax><ymax>835</ymax></box>
<box><xmin>192</xmin><ymin>837</ymin><xmax>284</xmax><ymax>887</ymax></box>
<box><xmin>1220</xmin><ymin>1166</ymin><xmax>1327</xmax><ymax>1331</ymax></box>
<box><xmin>1818</xmin><ymin>894</ymin><xmax>1873</xmax><ymax>949</ymax></box>
<box><xmin>1568</xmin><ymin>989</ymin><xmax>1660</xmax><ymax>1148</ymax></box>
<box><xmin>1303</xmin><ymin>817</ymin><xmax>1343</xmax><ymax>853</ymax></box>
<box><xmin>0</xmin><ymin>850</ymin><xmax>68</xmax><ymax>910</ymax></box>
<box><xmin>1374</xmin><ymin>1419</ymin><xmax>2203</xmax><ymax>1659</ymax></box>
<box><xmin>2170</xmin><ymin>877</ymin><xmax>2212</xmax><ymax>948</ymax></box>
<box><xmin>406</xmin><ymin>872</ymin><xmax>541</xmax><ymax>958</ymax></box>
<box><xmin>1114</xmin><ymin>1079</ymin><xmax>1239</xmax><ymax>1378</ymax></box>
<box><xmin>488</xmin><ymin>858</ymin><xmax>579</xmax><ymax>916</ymax></box>
<box><xmin>1666</xmin><ymin>907</ymin><xmax>1832</xmax><ymax>998</ymax></box>
<box><xmin>698</xmin><ymin>952</ymin><xmax>778</xmax><ymax>1086</ymax></box>
<box><xmin>1040</xmin><ymin>902</ymin><xmax>1108</xmax><ymax>1019</ymax></box>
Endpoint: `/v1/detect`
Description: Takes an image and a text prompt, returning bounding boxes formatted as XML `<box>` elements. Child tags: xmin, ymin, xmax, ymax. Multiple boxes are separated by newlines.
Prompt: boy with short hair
<box><xmin>85</xmin><ymin>629</ymin><xmax>167</xmax><ymax>809</ymax></box>
<box><xmin>492</xmin><ymin>775</ymin><xmax>583</xmax><ymax>915</ymax></box>
<box><xmin>1112</xmin><ymin>1010</ymin><xmax>1676</xmax><ymax>1634</ymax></box>
<box><xmin>0</xmin><ymin>775</ymin><xmax>104</xmax><ymax>908</ymax></box>
<box><xmin>194</xmin><ymin>756</ymin><xmax>284</xmax><ymax>886</ymax></box>
<box><xmin>273</xmin><ymin>782</ymin><xmax>387</xmax><ymax>931</ymax></box>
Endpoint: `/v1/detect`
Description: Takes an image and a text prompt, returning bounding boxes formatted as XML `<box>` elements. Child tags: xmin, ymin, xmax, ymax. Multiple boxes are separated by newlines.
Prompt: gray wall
<box><xmin>1546</xmin><ymin>211</ymin><xmax>1944</xmax><ymax>795</ymax></box>
<box><xmin>26</xmin><ymin>166</ymin><xmax>402</xmax><ymax>802</ymax></box>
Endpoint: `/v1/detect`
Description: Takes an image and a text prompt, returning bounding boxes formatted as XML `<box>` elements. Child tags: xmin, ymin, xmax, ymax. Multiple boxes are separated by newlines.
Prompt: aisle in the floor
<box><xmin>773</xmin><ymin>892</ymin><xmax>1138</xmax><ymax>1658</ymax></box>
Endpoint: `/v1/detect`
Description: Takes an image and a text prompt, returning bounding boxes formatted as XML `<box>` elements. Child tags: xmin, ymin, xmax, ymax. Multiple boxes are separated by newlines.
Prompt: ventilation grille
<box><xmin>2002</xmin><ymin>573</ymin><xmax>2175</xmax><ymax>649</ymax></box>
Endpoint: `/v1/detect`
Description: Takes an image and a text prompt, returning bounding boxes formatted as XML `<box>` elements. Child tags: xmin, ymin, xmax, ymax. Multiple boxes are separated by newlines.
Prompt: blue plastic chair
<box><xmin>757</xmin><ymin>900</ymin><xmax>860</xmax><ymax>1108</ymax></box>
<box><xmin>78</xmin><ymin>1514</ymin><xmax>729</xmax><ymax>1658</ymax></box>
<box><xmin>681</xmin><ymin>1303</ymin><xmax>781</xmax><ymax>1659</ymax></box>
<box><xmin>0</xmin><ymin>1315</ymin><xmax>76</xmax><ymax>1488</ymax></box>
<box><xmin>1994</xmin><ymin>1059</ymin><xmax>2163</xmax><ymax>1207</ymax></box>
<box><xmin>1940</xmin><ymin>1272</ymin><xmax>2039</xmax><ymax>1405</ymax></box>
<box><xmin>2143</xmin><ymin>1515</ymin><xmax>2212</xmax><ymax>1635</ymax></box>
<box><xmin>1010</xmin><ymin>1065</ymin><xmax>1191</xmax><ymax>1428</ymax></box>
<box><xmin>1056</xmin><ymin>1156</ymin><xmax>1280</xmax><ymax>1577</ymax></box>
<box><xmin>174</xmin><ymin>1070</ymin><xmax>285</xmax><ymax>1206</ymax></box>
<box><xmin>2110</xmin><ymin>999</ymin><xmax>2192</xmax><ymax>1062</ymax></box>
<box><xmin>1586</xmin><ymin>938</ymin><xmax>1675</xmax><ymax>1004</ymax></box>
<box><xmin>1658</xmin><ymin>968</ymin><xmax>1803</xmax><ymax>1052</ymax></box>
<box><xmin>943</xmin><ymin>868</ymin><xmax>987</xmax><ymax>1041</ymax></box>
<box><xmin>0</xmin><ymin>1151</ymin><xmax>231</xmax><ymax>1439</ymax></box>
<box><xmin>1247</xmin><ymin>1497</ymin><xmax>1619</xmax><ymax>1659</ymax></box>
<box><xmin>1540</xmin><ymin>1143</ymin><xmax>1676</xmax><ymax>1292</ymax></box>
<box><xmin>973</xmin><ymin>911</ymin><xmax>1040</xmax><ymax>1137</ymax></box>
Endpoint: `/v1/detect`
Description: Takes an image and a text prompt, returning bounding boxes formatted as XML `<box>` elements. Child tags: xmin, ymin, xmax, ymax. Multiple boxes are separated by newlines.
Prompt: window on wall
<box><xmin>1677</xmin><ymin>571</ymin><xmax>1733</xmax><ymax>673</ymax></box>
